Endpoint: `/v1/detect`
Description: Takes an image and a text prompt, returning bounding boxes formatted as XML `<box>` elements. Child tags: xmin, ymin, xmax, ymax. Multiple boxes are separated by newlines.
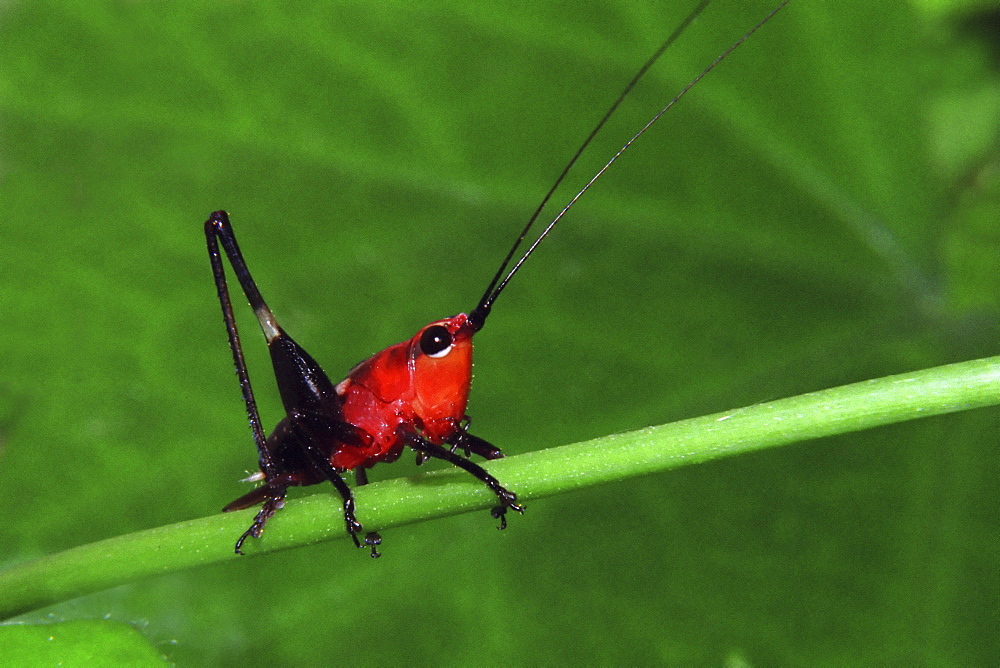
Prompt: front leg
<box><xmin>399</xmin><ymin>428</ymin><xmax>523</xmax><ymax>529</ymax></box>
<box><xmin>447</xmin><ymin>427</ymin><xmax>505</xmax><ymax>461</ymax></box>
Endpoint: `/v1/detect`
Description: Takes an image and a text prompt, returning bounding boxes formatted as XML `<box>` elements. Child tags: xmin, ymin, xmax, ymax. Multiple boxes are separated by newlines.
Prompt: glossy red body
<box><xmin>331</xmin><ymin>313</ymin><xmax>476</xmax><ymax>470</ymax></box>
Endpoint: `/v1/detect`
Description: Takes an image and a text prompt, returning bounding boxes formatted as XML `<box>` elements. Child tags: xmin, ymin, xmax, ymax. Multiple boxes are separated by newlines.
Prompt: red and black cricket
<box><xmin>206</xmin><ymin>1</ymin><xmax>789</xmax><ymax>557</ymax></box>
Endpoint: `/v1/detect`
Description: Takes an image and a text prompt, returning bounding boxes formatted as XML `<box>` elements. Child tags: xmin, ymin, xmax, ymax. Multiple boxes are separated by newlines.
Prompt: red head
<box><xmin>408</xmin><ymin>313</ymin><xmax>477</xmax><ymax>441</ymax></box>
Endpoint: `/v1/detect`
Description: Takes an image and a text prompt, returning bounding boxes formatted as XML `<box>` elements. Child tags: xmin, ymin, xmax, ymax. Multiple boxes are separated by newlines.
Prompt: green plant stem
<box><xmin>2</xmin><ymin>356</ymin><xmax>999</xmax><ymax>620</ymax></box>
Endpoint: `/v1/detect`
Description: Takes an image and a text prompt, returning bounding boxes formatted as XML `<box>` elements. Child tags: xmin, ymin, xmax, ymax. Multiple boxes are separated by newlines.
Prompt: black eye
<box><xmin>419</xmin><ymin>325</ymin><xmax>453</xmax><ymax>358</ymax></box>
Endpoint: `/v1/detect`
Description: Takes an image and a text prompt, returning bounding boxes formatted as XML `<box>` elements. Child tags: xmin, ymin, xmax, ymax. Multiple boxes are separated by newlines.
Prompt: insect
<box><xmin>206</xmin><ymin>1</ymin><xmax>789</xmax><ymax>558</ymax></box>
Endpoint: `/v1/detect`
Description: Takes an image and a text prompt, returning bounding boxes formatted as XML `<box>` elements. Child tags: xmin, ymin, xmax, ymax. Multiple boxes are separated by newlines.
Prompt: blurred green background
<box><xmin>2</xmin><ymin>0</ymin><xmax>999</xmax><ymax>664</ymax></box>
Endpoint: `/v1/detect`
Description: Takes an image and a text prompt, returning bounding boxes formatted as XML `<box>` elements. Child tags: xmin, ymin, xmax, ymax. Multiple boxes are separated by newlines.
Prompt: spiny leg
<box><xmin>205</xmin><ymin>211</ymin><xmax>275</xmax><ymax>479</ymax></box>
<box><xmin>400</xmin><ymin>429</ymin><xmax>523</xmax><ymax>529</ymax></box>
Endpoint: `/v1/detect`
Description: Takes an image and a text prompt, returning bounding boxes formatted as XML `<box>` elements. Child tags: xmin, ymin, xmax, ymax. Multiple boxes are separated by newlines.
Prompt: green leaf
<box><xmin>1</xmin><ymin>1</ymin><xmax>997</xmax><ymax>664</ymax></box>
<box><xmin>0</xmin><ymin>620</ymin><xmax>167</xmax><ymax>665</ymax></box>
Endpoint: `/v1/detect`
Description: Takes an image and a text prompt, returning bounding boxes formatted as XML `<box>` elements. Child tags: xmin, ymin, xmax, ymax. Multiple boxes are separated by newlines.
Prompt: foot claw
<box><xmin>365</xmin><ymin>531</ymin><xmax>382</xmax><ymax>559</ymax></box>
<box><xmin>491</xmin><ymin>505</ymin><xmax>508</xmax><ymax>530</ymax></box>
<box><xmin>345</xmin><ymin>515</ymin><xmax>365</xmax><ymax>548</ymax></box>
<box><xmin>490</xmin><ymin>488</ymin><xmax>524</xmax><ymax>530</ymax></box>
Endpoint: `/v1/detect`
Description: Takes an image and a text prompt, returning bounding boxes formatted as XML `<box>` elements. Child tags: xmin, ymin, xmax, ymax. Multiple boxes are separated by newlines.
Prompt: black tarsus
<box><xmin>233</xmin><ymin>484</ymin><xmax>287</xmax><ymax>555</ymax></box>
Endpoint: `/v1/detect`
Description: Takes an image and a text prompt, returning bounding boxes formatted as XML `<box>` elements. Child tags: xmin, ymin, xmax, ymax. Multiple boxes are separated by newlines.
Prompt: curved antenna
<box><xmin>467</xmin><ymin>0</ymin><xmax>713</xmax><ymax>330</ymax></box>
<box><xmin>469</xmin><ymin>0</ymin><xmax>789</xmax><ymax>330</ymax></box>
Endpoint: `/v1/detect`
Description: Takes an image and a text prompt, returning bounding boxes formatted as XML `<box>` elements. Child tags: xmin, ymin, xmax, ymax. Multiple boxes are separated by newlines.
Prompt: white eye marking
<box><xmin>426</xmin><ymin>343</ymin><xmax>452</xmax><ymax>359</ymax></box>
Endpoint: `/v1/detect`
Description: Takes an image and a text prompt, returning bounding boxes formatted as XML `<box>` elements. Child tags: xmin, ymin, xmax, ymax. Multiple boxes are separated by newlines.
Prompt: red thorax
<box><xmin>332</xmin><ymin>313</ymin><xmax>476</xmax><ymax>470</ymax></box>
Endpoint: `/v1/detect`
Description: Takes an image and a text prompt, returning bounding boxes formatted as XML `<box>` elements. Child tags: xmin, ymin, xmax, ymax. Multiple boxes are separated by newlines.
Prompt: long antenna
<box><xmin>468</xmin><ymin>0</ymin><xmax>789</xmax><ymax>330</ymax></box>
<box><xmin>468</xmin><ymin>0</ymin><xmax>712</xmax><ymax>330</ymax></box>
